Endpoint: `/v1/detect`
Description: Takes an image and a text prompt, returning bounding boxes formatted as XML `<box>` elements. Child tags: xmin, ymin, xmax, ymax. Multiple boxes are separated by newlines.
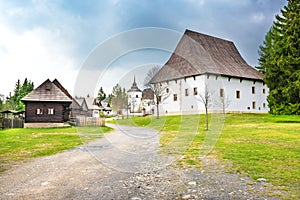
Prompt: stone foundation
<box><xmin>24</xmin><ymin>123</ymin><xmax>70</xmax><ymax>128</ymax></box>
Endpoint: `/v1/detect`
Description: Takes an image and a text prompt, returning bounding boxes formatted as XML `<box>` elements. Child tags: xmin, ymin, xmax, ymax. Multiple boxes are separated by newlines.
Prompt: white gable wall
<box><xmin>156</xmin><ymin>74</ymin><xmax>269</xmax><ymax>115</ymax></box>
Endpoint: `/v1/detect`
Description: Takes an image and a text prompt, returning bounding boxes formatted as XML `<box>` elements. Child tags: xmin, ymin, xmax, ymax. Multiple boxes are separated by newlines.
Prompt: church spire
<box><xmin>128</xmin><ymin>75</ymin><xmax>142</xmax><ymax>92</ymax></box>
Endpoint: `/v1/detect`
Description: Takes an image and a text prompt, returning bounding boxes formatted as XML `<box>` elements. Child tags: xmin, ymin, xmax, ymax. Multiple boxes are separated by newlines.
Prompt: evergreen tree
<box><xmin>96</xmin><ymin>87</ymin><xmax>106</xmax><ymax>105</ymax></box>
<box><xmin>258</xmin><ymin>0</ymin><xmax>300</xmax><ymax>115</ymax></box>
<box><xmin>6</xmin><ymin>78</ymin><xmax>34</xmax><ymax>111</ymax></box>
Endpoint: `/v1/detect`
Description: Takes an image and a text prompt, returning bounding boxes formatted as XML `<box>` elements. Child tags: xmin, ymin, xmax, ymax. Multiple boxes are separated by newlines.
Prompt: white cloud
<box><xmin>7</xmin><ymin>7</ymin><xmax>25</xmax><ymax>16</ymax></box>
<box><xmin>0</xmin><ymin>24</ymin><xmax>78</xmax><ymax>97</ymax></box>
<box><xmin>251</xmin><ymin>13</ymin><xmax>265</xmax><ymax>24</ymax></box>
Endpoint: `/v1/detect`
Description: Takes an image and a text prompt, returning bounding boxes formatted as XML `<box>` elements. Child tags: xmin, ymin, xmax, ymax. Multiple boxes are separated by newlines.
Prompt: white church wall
<box><xmin>128</xmin><ymin>91</ymin><xmax>142</xmax><ymax>113</ymax></box>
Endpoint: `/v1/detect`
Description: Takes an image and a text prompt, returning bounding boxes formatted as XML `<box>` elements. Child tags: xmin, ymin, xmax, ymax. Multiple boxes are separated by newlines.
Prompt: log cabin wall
<box><xmin>24</xmin><ymin>101</ymin><xmax>70</xmax><ymax>123</ymax></box>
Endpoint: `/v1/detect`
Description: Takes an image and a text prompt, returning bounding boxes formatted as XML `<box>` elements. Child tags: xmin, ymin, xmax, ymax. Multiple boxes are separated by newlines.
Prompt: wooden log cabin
<box><xmin>21</xmin><ymin>79</ymin><xmax>72</xmax><ymax>128</ymax></box>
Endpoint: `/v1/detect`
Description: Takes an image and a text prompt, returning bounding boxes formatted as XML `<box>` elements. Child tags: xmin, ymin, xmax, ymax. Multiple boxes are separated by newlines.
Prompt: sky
<box><xmin>0</xmin><ymin>0</ymin><xmax>287</xmax><ymax>98</ymax></box>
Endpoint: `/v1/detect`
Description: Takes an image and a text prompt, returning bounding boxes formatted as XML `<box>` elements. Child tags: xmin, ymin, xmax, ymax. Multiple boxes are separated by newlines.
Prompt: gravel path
<box><xmin>0</xmin><ymin>125</ymin><xmax>283</xmax><ymax>199</ymax></box>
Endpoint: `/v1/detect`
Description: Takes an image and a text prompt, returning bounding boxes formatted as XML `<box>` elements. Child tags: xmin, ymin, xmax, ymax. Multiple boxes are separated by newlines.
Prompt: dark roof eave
<box><xmin>149</xmin><ymin>72</ymin><xmax>263</xmax><ymax>84</ymax></box>
<box><xmin>21</xmin><ymin>99</ymin><xmax>72</xmax><ymax>102</ymax></box>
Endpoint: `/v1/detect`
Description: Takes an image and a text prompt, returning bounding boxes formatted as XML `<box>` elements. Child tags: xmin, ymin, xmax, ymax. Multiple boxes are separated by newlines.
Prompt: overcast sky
<box><xmin>0</xmin><ymin>0</ymin><xmax>287</xmax><ymax>98</ymax></box>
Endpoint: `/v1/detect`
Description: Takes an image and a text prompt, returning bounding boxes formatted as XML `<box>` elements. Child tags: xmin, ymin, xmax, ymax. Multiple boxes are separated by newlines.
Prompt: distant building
<box><xmin>127</xmin><ymin>76</ymin><xmax>142</xmax><ymax>113</ymax></box>
<box><xmin>141</xmin><ymin>88</ymin><xmax>155</xmax><ymax>115</ymax></box>
<box><xmin>150</xmin><ymin>29</ymin><xmax>269</xmax><ymax>115</ymax></box>
<box><xmin>127</xmin><ymin>77</ymin><xmax>155</xmax><ymax>115</ymax></box>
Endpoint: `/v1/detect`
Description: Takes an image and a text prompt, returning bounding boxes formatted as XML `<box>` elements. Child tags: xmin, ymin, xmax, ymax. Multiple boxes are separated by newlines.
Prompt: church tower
<box><xmin>127</xmin><ymin>76</ymin><xmax>142</xmax><ymax>113</ymax></box>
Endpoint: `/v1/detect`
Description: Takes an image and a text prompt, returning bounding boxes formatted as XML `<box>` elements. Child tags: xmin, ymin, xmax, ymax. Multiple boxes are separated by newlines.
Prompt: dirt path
<box><xmin>0</xmin><ymin>125</ymin><xmax>281</xmax><ymax>199</ymax></box>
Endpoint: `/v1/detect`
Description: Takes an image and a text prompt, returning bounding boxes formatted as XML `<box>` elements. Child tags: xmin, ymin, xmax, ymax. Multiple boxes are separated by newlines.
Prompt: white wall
<box><xmin>155</xmin><ymin>74</ymin><xmax>269</xmax><ymax>115</ymax></box>
<box><xmin>128</xmin><ymin>91</ymin><xmax>142</xmax><ymax>112</ymax></box>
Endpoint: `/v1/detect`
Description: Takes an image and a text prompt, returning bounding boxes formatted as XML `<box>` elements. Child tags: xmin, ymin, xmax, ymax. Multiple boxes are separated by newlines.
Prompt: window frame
<box><xmin>193</xmin><ymin>87</ymin><xmax>198</xmax><ymax>96</ymax></box>
<box><xmin>173</xmin><ymin>94</ymin><xmax>177</xmax><ymax>101</ymax></box>
<box><xmin>36</xmin><ymin>108</ymin><xmax>43</xmax><ymax>115</ymax></box>
<box><xmin>48</xmin><ymin>108</ymin><xmax>55</xmax><ymax>115</ymax></box>
<box><xmin>236</xmin><ymin>90</ymin><xmax>240</xmax><ymax>99</ymax></box>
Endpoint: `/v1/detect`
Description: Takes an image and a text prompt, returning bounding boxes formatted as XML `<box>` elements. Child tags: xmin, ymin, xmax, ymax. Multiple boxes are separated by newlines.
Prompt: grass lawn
<box><xmin>112</xmin><ymin>114</ymin><xmax>300</xmax><ymax>199</ymax></box>
<box><xmin>0</xmin><ymin>126</ymin><xmax>113</xmax><ymax>172</ymax></box>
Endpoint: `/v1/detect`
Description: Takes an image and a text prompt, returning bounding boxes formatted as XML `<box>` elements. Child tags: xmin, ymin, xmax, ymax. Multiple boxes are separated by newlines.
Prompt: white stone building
<box><xmin>127</xmin><ymin>76</ymin><xmax>142</xmax><ymax>113</ymax></box>
<box><xmin>150</xmin><ymin>30</ymin><xmax>269</xmax><ymax>115</ymax></box>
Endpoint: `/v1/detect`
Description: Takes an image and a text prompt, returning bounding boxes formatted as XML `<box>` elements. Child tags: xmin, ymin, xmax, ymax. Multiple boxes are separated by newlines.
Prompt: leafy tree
<box><xmin>0</xmin><ymin>98</ymin><xmax>3</xmax><ymax>111</ymax></box>
<box><xmin>96</xmin><ymin>87</ymin><xmax>106</xmax><ymax>105</ymax></box>
<box><xmin>111</xmin><ymin>84</ymin><xmax>127</xmax><ymax>115</ymax></box>
<box><xmin>258</xmin><ymin>0</ymin><xmax>300</xmax><ymax>115</ymax></box>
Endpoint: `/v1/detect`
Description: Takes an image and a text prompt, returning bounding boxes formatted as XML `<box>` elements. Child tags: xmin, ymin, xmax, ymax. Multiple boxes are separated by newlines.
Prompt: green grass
<box><xmin>114</xmin><ymin>114</ymin><xmax>300</xmax><ymax>199</ymax></box>
<box><xmin>0</xmin><ymin>126</ymin><xmax>113</xmax><ymax>172</ymax></box>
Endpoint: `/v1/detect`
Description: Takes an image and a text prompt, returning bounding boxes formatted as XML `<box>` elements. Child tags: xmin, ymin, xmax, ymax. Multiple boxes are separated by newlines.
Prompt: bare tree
<box><xmin>198</xmin><ymin>83</ymin><xmax>213</xmax><ymax>130</ymax></box>
<box><xmin>144</xmin><ymin>66</ymin><xmax>169</xmax><ymax>119</ymax></box>
<box><xmin>215</xmin><ymin>95</ymin><xmax>231</xmax><ymax>117</ymax></box>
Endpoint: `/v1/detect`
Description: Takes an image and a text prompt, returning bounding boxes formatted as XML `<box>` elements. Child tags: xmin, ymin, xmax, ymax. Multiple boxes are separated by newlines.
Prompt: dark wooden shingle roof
<box><xmin>22</xmin><ymin>79</ymin><xmax>72</xmax><ymax>102</ymax></box>
<box><xmin>150</xmin><ymin>29</ymin><xmax>263</xmax><ymax>83</ymax></box>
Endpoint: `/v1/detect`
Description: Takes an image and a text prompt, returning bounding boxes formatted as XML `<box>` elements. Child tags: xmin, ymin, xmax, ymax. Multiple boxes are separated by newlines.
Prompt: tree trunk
<box><xmin>156</xmin><ymin>103</ymin><xmax>160</xmax><ymax>119</ymax></box>
<box><xmin>205</xmin><ymin>106</ymin><xmax>208</xmax><ymax>130</ymax></box>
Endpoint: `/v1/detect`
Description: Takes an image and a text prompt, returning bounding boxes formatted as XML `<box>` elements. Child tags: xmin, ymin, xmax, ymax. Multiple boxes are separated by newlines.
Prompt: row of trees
<box><xmin>1</xmin><ymin>78</ymin><xmax>34</xmax><ymax>111</ymax></box>
<box><xmin>257</xmin><ymin>0</ymin><xmax>300</xmax><ymax>115</ymax></box>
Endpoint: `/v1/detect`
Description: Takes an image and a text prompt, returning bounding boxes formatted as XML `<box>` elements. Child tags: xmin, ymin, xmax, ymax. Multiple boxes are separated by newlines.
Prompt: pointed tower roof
<box><xmin>128</xmin><ymin>75</ymin><xmax>142</xmax><ymax>92</ymax></box>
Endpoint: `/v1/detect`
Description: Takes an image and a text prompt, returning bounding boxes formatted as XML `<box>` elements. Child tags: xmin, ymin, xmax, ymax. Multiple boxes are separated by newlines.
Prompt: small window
<box><xmin>252</xmin><ymin>87</ymin><xmax>255</xmax><ymax>94</ymax></box>
<box><xmin>263</xmin><ymin>103</ymin><xmax>266</xmax><ymax>108</ymax></box>
<box><xmin>252</xmin><ymin>101</ymin><xmax>256</xmax><ymax>109</ymax></box>
<box><xmin>136</xmin><ymin>95</ymin><xmax>138</xmax><ymax>98</ymax></box>
<box><xmin>37</xmin><ymin>108</ymin><xmax>43</xmax><ymax>115</ymax></box>
<box><xmin>185</xmin><ymin>89</ymin><xmax>189</xmax><ymax>96</ymax></box>
<box><xmin>48</xmin><ymin>108</ymin><xmax>54</xmax><ymax>115</ymax></box>
<box><xmin>157</xmin><ymin>96</ymin><xmax>162</xmax><ymax>103</ymax></box>
<box><xmin>173</xmin><ymin>94</ymin><xmax>177</xmax><ymax>101</ymax></box>
<box><xmin>263</xmin><ymin>88</ymin><xmax>266</xmax><ymax>94</ymax></box>
<box><xmin>236</xmin><ymin>91</ymin><xmax>240</xmax><ymax>99</ymax></box>
<box><xmin>220</xmin><ymin>88</ymin><xmax>224</xmax><ymax>97</ymax></box>
<box><xmin>166</xmin><ymin>88</ymin><xmax>169</xmax><ymax>93</ymax></box>
<box><xmin>193</xmin><ymin>87</ymin><xmax>198</xmax><ymax>95</ymax></box>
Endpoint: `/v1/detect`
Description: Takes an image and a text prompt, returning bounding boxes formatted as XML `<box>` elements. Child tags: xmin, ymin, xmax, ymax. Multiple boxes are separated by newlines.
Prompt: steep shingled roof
<box><xmin>21</xmin><ymin>79</ymin><xmax>72</xmax><ymax>102</ymax></box>
<box><xmin>150</xmin><ymin>29</ymin><xmax>263</xmax><ymax>83</ymax></box>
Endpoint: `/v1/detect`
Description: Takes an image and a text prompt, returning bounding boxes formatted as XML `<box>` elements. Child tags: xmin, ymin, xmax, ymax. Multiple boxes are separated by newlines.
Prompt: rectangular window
<box><xmin>252</xmin><ymin>101</ymin><xmax>256</xmax><ymax>109</ymax></box>
<box><xmin>166</xmin><ymin>88</ymin><xmax>169</xmax><ymax>93</ymax></box>
<box><xmin>236</xmin><ymin>91</ymin><xmax>240</xmax><ymax>99</ymax></box>
<box><xmin>220</xmin><ymin>88</ymin><xmax>224</xmax><ymax>97</ymax></box>
<box><xmin>263</xmin><ymin>103</ymin><xmax>266</xmax><ymax>108</ymax></box>
<box><xmin>48</xmin><ymin>108</ymin><xmax>54</xmax><ymax>115</ymax></box>
<box><xmin>263</xmin><ymin>88</ymin><xmax>266</xmax><ymax>94</ymax></box>
<box><xmin>36</xmin><ymin>108</ymin><xmax>43</xmax><ymax>115</ymax></box>
<box><xmin>193</xmin><ymin>87</ymin><xmax>198</xmax><ymax>95</ymax></box>
<box><xmin>173</xmin><ymin>94</ymin><xmax>177</xmax><ymax>101</ymax></box>
<box><xmin>185</xmin><ymin>89</ymin><xmax>189</xmax><ymax>96</ymax></box>
<box><xmin>157</xmin><ymin>96</ymin><xmax>162</xmax><ymax>103</ymax></box>
<box><xmin>252</xmin><ymin>86</ymin><xmax>255</xmax><ymax>94</ymax></box>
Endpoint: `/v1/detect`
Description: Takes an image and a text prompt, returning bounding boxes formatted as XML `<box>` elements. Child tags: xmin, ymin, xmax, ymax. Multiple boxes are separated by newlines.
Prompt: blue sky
<box><xmin>0</xmin><ymin>0</ymin><xmax>286</xmax><ymax>97</ymax></box>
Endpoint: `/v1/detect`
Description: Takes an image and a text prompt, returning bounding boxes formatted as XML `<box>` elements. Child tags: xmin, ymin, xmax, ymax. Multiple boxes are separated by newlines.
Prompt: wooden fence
<box><xmin>1</xmin><ymin>118</ymin><xmax>24</xmax><ymax>129</ymax></box>
<box><xmin>75</xmin><ymin>117</ymin><xmax>105</xmax><ymax>127</ymax></box>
